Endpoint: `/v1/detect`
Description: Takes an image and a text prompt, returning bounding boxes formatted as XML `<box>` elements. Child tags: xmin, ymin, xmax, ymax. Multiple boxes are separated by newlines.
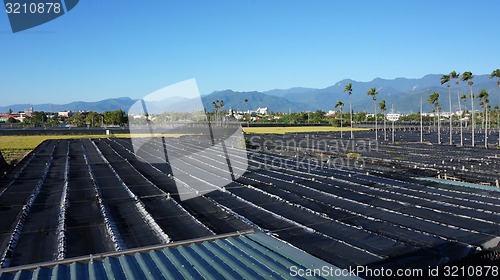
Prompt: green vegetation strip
<box><xmin>0</xmin><ymin>134</ymin><xmax>187</xmax><ymax>150</ymax></box>
<box><xmin>242</xmin><ymin>126</ymin><xmax>368</xmax><ymax>134</ymax></box>
<box><xmin>0</xmin><ymin>134</ymin><xmax>185</xmax><ymax>165</ymax></box>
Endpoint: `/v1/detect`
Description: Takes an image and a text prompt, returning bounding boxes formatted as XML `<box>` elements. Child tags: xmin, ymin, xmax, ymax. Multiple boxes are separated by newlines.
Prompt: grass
<box><xmin>0</xmin><ymin>134</ymin><xmax>186</xmax><ymax>150</ymax></box>
<box><xmin>0</xmin><ymin>126</ymin><xmax>364</xmax><ymax>163</ymax></box>
<box><xmin>0</xmin><ymin>133</ymin><xmax>185</xmax><ymax>165</ymax></box>
<box><xmin>346</xmin><ymin>152</ymin><xmax>361</xmax><ymax>160</ymax></box>
<box><xmin>242</xmin><ymin>126</ymin><xmax>368</xmax><ymax>134</ymax></box>
<box><xmin>1</xmin><ymin>150</ymin><xmax>30</xmax><ymax>166</ymax></box>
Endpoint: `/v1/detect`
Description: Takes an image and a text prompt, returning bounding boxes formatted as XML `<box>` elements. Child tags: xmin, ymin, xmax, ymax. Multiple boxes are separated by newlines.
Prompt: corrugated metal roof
<box><xmin>0</xmin><ymin>231</ymin><xmax>356</xmax><ymax>280</ymax></box>
<box><xmin>417</xmin><ymin>177</ymin><xmax>500</xmax><ymax>193</ymax></box>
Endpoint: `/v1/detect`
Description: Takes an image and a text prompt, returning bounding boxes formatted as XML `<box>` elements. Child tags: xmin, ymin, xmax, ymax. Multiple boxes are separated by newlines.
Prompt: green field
<box><xmin>242</xmin><ymin>126</ymin><xmax>368</xmax><ymax>134</ymax></box>
<box><xmin>0</xmin><ymin>133</ymin><xmax>186</xmax><ymax>165</ymax></box>
<box><xmin>0</xmin><ymin>127</ymin><xmax>366</xmax><ymax>164</ymax></box>
<box><xmin>0</xmin><ymin>134</ymin><xmax>125</xmax><ymax>151</ymax></box>
<box><xmin>0</xmin><ymin>133</ymin><xmax>188</xmax><ymax>150</ymax></box>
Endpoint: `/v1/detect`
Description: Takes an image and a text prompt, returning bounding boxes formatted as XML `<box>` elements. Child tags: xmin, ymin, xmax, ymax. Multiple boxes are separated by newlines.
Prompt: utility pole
<box><xmin>420</xmin><ymin>96</ymin><xmax>423</xmax><ymax>143</ymax></box>
<box><xmin>392</xmin><ymin>104</ymin><xmax>395</xmax><ymax>143</ymax></box>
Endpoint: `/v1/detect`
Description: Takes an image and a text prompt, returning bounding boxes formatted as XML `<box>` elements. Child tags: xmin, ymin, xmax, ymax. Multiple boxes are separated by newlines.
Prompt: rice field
<box><xmin>0</xmin><ymin>134</ymin><xmax>186</xmax><ymax>165</ymax></box>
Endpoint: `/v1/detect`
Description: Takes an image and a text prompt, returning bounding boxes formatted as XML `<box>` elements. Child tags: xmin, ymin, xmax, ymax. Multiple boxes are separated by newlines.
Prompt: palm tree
<box><xmin>495</xmin><ymin>105</ymin><xmax>500</xmax><ymax>146</ymax></box>
<box><xmin>450</xmin><ymin>71</ymin><xmax>463</xmax><ymax>145</ymax></box>
<box><xmin>461</xmin><ymin>71</ymin><xmax>475</xmax><ymax>146</ymax></box>
<box><xmin>440</xmin><ymin>74</ymin><xmax>453</xmax><ymax>145</ymax></box>
<box><xmin>212</xmin><ymin>100</ymin><xmax>219</xmax><ymax>113</ymax></box>
<box><xmin>460</xmin><ymin>94</ymin><xmax>468</xmax><ymax>128</ymax></box>
<box><xmin>344</xmin><ymin>83</ymin><xmax>354</xmax><ymax>139</ymax></box>
<box><xmin>420</xmin><ymin>96</ymin><xmax>423</xmax><ymax>142</ymax></box>
<box><xmin>335</xmin><ymin>100</ymin><xmax>345</xmax><ymax>138</ymax></box>
<box><xmin>379</xmin><ymin>100</ymin><xmax>387</xmax><ymax>141</ymax></box>
<box><xmin>243</xmin><ymin>98</ymin><xmax>249</xmax><ymax>124</ymax></box>
<box><xmin>478</xmin><ymin>89</ymin><xmax>490</xmax><ymax>148</ymax></box>
<box><xmin>212</xmin><ymin>99</ymin><xmax>225</xmax><ymax>124</ymax></box>
<box><xmin>490</xmin><ymin>69</ymin><xmax>500</xmax><ymax>83</ymax></box>
<box><xmin>489</xmin><ymin>69</ymin><xmax>500</xmax><ymax>145</ymax></box>
<box><xmin>428</xmin><ymin>92</ymin><xmax>441</xmax><ymax>144</ymax></box>
<box><xmin>367</xmin><ymin>87</ymin><xmax>379</xmax><ymax>140</ymax></box>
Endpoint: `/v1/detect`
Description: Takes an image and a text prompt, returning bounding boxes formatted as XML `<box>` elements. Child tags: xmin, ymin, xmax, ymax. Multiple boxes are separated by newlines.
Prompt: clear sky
<box><xmin>1</xmin><ymin>0</ymin><xmax>499</xmax><ymax>105</ymax></box>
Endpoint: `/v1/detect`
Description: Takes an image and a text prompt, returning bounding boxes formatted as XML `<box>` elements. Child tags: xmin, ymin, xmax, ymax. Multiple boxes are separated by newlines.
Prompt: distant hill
<box><xmin>2</xmin><ymin>74</ymin><xmax>499</xmax><ymax>114</ymax></box>
<box><xmin>262</xmin><ymin>74</ymin><xmax>499</xmax><ymax>113</ymax></box>
<box><xmin>201</xmin><ymin>90</ymin><xmax>316</xmax><ymax>113</ymax></box>
<box><xmin>0</xmin><ymin>97</ymin><xmax>138</xmax><ymax>113</ymax></box>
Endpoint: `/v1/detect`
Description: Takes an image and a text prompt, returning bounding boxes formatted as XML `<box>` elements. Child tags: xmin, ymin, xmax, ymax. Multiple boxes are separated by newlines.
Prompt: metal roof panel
<box><xmin>0</xmin><ymin>232</ymin><xmax>355</xmax><ymax>280</ymax></box>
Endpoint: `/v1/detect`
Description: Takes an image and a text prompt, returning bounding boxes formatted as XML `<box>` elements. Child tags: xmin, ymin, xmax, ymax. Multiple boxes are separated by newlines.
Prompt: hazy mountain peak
<box><xmin>333</xmin><ymin>78</ymin><xmax>355</xmax><ymax>87</ymax></box>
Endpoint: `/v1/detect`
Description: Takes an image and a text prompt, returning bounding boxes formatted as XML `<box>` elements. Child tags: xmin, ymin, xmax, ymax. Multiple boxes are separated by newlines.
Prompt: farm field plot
<box><xmin>0</xmin><ymin>135</ymin><xmax>499</xmax><ymax>273</ymax></box>
<box><xmin>251</xmin><ymin>131</ymin><xmax>500</xmax><ymax>185</ymax></box>
<box><xmin>333</xmin><ymin>127</ymin><xmax>500</xmax><ymax>147</ymax></box>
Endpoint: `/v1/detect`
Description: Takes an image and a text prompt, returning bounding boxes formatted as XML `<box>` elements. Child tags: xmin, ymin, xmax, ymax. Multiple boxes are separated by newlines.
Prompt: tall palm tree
<box><xmin>489</xmin><ymin>69</ymin><xmax>500</xmax><ymax>145</ymax></box>
<box><xmin>428</xmin><ymin>92</ymin><xmax>441</xmax><ymax>144</ymax></box>
<box><xmin>335</xmin><ymin>100</ymin><xmax>345</xmax><ymax>138</ymax></box>
<box><xmin>441</xmin><ymin>74</ymin><xmax>453</xmax><ymax>145</ymax></box>
<box><xmin>450</xmin><ymin>71</ymin><xmax>463</xmax><ymax>145</ymax></box>
<box><xmin>212</xmin><ymin>99</ymin><xmax>225</xmax><ymax>124</ymax></box>
<box><xmin>478</xmin><ymin>89</ymin><xmax>490</xmax><ymax>148</ymax></box>
<box><xmin>495</xmin><ymin>105</ymin><xmax>500</xmax><ymax>146</ymax></box>
<box><xmin>461</xmin><ymin>71</ymin><xmax>475</xmax><ymax>146</ymax></box>
<box><xmin>344</xmin><ymin>83</ymin><xmax>354</xmax><ymax>139</ymax></box>
<box><xmin>420</xmin><ymin>96</ymin><xmax>423</xmax><ymax>142</ymax></box>
<box><xmin>490</xmin><ymin>69</ymin><xmax>500</xmax><ymax>83</ymax></box>
<box><xmin>213</xmin><ymin>100</ymin><xmax>219</xmax><ymax>113</ymax></box>
<box><xmin>243</xmin><ymin>98</ymin><xmax>249</xmax><ymax>124</ymax></box>
<box><xmin>367</xmin><ymin>87</ymin><xmax>379</xmax><ymax>140</ymax></box>
<box><xmin>379</xmin><ymin>100</ymin><xmax>387</xmax><ymax>141</ymax></box>
<box><xmin>460</xmin><ymin>94</ymin><xmax>468</xmax><ymax>128</ymax></box>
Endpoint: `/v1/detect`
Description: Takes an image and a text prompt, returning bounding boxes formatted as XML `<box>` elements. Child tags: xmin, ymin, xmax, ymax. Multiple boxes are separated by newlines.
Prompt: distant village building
<box><xmin>324</xmin><ymin>110</ymin><xmax>337</xmax><ymax>117</ymax></box>
<box><xmin>386</xmin><ymin>113</ymin><xmax>401</xmax><ymax>121</ymax></box>
<box><xmin>0</xmin><ymin>115</ymin><xmax>11</xmax><ymax>123</ymax></box>
<box><xmin>58</xmin><ymin>111</ymin><xmax>73</xmax><ymax>118</ymax></box>
<box><xmin>0</xmin><ymin>113</ymin><xmax>27</xmax><ymax>122</ymax></box>
<box><xmin>440</xmin><ymin>112</ymin><xmax>453</xmax><ymax>118</ymax></box>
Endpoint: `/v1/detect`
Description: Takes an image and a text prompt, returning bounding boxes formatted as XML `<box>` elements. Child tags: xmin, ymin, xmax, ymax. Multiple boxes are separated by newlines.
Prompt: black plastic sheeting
<box><xmin>164</xmin><ymin>136</ymin><xmax>500</xmax><ymax>268</ymax></box>
<box><xmin>251</xmin><ymin>131</ymin><xmax>500</xmax><ymax>186</ymax></box>
<box><xmin>0</xmin><ymin>137</ymin><xmax>499</xmax><ymax>272</ymax></box>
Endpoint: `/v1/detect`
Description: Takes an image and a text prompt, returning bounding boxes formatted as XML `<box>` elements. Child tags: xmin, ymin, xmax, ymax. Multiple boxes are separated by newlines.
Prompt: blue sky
<box><xmin>1</xmin><ymin>0</ymin><xmax>499</xmax><ymax>105</ymax></box>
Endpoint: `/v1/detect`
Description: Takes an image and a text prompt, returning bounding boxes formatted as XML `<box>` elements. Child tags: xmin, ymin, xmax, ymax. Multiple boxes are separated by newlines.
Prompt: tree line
<box><xmin>14</xmin><ymin>110</ymin><xmax>128</xmax><ymax>127</ymax></box>
<box><xmin>331</xmin><ymin>69</ymin><xmax>500</xmax><ymax>147</ymax></box>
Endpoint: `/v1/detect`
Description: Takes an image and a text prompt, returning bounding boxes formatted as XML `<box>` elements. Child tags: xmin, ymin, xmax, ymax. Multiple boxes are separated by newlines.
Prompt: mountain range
<box><xmin>2</xmin><ymin>74</ymin><xmax>500</xmax><ymax>114</ymax></box>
